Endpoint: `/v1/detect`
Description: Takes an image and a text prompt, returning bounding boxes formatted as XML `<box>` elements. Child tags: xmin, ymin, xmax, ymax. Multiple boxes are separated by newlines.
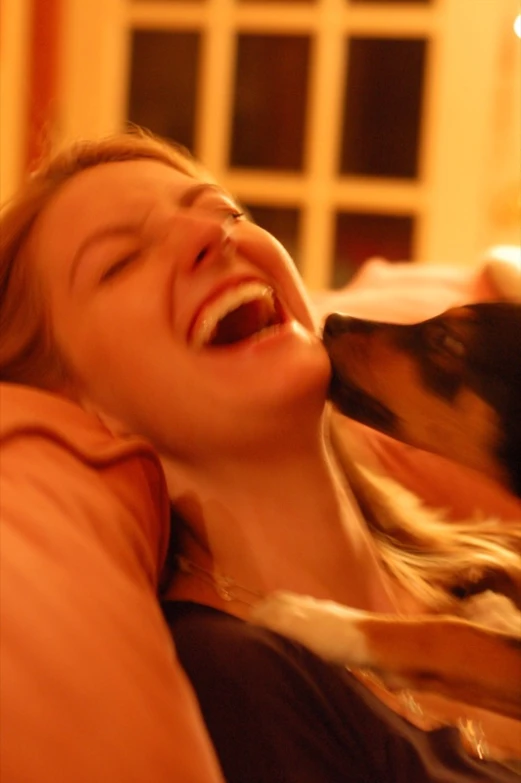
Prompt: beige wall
<box><xmin>0</xmin><ymin>0</ymin><xmax>31</xmax><ymax>202</ymax></box>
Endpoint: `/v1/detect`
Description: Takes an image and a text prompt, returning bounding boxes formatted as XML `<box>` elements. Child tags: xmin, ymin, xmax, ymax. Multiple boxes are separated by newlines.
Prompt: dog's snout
<box><xmin>324</xmin><ymin>313</ymin><xmax>378</xmax><ymax>340</ymax></box>
<box><xmin>324</xmin><ymin>313</ymin><xmax>350</xmax><ymax>339</ymax></box>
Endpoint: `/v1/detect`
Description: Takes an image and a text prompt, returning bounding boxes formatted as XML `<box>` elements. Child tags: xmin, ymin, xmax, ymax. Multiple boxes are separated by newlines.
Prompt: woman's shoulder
<box><xmin>164</xmin><ymin>600</ymin><xmax>303</xmax><ymax>666</ymax></box>
<box><xmin>163</xmin><ymin>599</ymin><xmax>356</xmax><ymax>713</ymax></box>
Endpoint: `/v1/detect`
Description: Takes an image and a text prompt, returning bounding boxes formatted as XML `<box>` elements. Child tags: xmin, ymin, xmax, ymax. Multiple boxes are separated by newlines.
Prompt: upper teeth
<box><xmin>190</xmin><ymin>281</ymin><xmax>275</xmax><ymax>348</ymax></box>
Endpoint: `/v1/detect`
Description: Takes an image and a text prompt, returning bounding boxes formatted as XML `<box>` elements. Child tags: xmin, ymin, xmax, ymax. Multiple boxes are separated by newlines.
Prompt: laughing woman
<box><xmin>1</xmin><ymin>130</ymin><xmax>520</xmax><ymax>782</ymax></box>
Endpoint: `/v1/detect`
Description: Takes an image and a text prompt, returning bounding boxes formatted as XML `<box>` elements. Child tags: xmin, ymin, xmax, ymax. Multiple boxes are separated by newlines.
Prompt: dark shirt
<box><xmin>163</xmin><ymin>601</ymin><xmax>519</xmax><ymax>782</ymax></box>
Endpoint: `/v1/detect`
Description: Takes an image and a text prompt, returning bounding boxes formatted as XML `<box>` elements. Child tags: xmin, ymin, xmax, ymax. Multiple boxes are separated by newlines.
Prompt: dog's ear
<box><xmin>482</xmin><ymin>246</ymin><xmax>521</xmax><ymax>302</ymax></box>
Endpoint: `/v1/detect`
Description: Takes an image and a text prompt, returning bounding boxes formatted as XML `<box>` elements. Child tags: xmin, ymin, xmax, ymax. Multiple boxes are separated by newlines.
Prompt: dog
<box><xmin>252</xmin><ymin>303</ymin><xmax>521</xmax><ymax>722</ymax></box>
<box><xmin>325</xmin><ymin>302</ymin><xmax>521</xmax><ymax>498</ymax></box>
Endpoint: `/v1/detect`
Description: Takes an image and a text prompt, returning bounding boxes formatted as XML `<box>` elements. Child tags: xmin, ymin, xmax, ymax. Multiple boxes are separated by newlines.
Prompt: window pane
<box><xmin>332</xmin><ymin>212</ymin><xmax>414</xmax><ymax>288</ymax></box>
<box><xmin>340</xmin><ymin>38</ymin><xmax>427</xmax><ymax>178</ymax></box>
<box><xmin>127</xmin><ymin>31</ymin><xmax>200</xmax><ymax>151</ymax></box>
<box><xmin>246</xmin><ymin>205</ymin><xmax>301</xmax><ymax>268</ymax></box>
<box><xmin>230</xmin><ymin>35</ymin><xmax>310</xmax><ymax>171</ymax></box>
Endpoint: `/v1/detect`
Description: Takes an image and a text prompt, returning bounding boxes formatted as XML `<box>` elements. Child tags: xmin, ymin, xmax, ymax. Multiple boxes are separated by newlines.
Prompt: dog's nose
<box><xmin>323</xmin><ymin>313</ymin><xmax>350</xmax><ymax>338</ymax></box>
<box><xmin>323</xmin><ymin>313</ymin><xmax>377</xmax><ymax>338</ymax></box>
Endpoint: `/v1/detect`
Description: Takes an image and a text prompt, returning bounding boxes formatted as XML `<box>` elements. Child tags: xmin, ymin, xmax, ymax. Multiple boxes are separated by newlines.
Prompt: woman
<box><xmin>1</xmin><ymin>129</ymin><xmax>520</xmax><ymax>781</ymax></box>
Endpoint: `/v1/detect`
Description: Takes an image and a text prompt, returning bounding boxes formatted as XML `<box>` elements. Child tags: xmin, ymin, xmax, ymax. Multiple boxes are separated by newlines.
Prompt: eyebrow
<box><xmin>68</xmin><ymin>183</ymin><xmax>232</xmax><ymax>288</ymax></box>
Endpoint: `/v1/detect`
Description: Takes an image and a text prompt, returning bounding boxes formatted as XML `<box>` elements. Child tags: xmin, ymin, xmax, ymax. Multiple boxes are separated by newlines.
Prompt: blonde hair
<box><xmin>0</xmin><ymin>129</ymin><xmax>205</xmax><ymax>388</ymax></box>
<box><xmin>331</xmin><ymin>421</ymin><xmax>521</xmax><ymax>612</ymax></box>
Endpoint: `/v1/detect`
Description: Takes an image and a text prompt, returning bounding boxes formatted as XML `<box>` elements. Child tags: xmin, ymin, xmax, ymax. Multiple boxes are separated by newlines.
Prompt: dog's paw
<box><xmin>251</xmin><ymin>591</ymin><xmax>371</xmax><ymax>666</ymax></box>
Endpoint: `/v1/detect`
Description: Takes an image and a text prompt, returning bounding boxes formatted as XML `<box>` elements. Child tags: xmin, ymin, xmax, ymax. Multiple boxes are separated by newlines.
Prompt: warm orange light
<box><xmin>514</xmin><ymin>14</ymin><xmax>521</xmax><ymax>39</ymax></box>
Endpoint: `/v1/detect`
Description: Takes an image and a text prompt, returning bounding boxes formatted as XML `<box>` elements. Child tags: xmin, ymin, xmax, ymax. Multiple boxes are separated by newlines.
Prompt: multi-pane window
<box><xmin>57</xmin><ymin>0</ymin><xmax>518</xmax><ymax>288</ymax></box>
<box><xmin>126</xmin><ymin>0</ymin><xmax>433</xmax><ymax>288</ymax></box>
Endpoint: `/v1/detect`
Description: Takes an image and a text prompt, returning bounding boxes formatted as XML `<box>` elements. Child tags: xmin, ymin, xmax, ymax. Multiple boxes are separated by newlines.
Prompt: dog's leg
<box><xmin>251</xmin><ymin>591</ymin><xmax>521</xmax><ymax>719</ymax></box>
<box><xmin>252</xmin><ymin>592</ymin><xmax>372</xmax><ymax>665</ymax></box>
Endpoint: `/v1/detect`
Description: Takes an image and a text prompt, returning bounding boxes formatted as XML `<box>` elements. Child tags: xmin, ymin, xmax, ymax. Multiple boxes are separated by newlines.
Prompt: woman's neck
<box><xmin>161</xmin><ymin>431</ymin><xmax>399</xmax><ymax>617</ymax></box>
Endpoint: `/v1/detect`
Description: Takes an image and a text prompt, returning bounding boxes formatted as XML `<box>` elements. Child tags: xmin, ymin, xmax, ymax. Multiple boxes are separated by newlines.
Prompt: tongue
<box><xmin>211</xmin><ymin>299</ymin><xmax>275</xmax><ymax>345</ymax></box>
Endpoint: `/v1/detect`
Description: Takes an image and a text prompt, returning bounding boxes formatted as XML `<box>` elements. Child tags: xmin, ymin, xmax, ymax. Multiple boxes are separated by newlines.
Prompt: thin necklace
<box><xmin>177</xmin><ymin>555</ymin><xmax>265</xmax><ymax>607</ymax></box>
<box><xmin>176</xmin><ymin>555</ymin><xmax>521</xmax><ymax>770</ymax></box>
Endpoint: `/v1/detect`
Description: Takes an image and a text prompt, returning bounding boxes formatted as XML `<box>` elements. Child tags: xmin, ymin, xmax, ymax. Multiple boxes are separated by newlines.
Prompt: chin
<box><xmin>238</xmin><ymin>355</ymin><xmax>331</xmax><ymax>428</ymax></box>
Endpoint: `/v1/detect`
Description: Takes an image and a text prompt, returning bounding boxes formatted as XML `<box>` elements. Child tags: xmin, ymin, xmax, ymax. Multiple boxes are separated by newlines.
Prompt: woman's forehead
<box><xmin>52</xmin><ymin>159</ymin><xmax>200</xmax><ymax>217</ymax></box>
<box><xmin>31</xmin><ymin>160</ymin><xmax>200</xmax><ymax>271</ymax></box>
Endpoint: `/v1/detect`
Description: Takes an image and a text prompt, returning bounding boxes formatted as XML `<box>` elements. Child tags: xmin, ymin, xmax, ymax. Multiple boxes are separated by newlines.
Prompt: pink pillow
<box><xmin>311</xmin><ymin>256</ymin><xmax>512</xmax><ymax>324</ymax></box>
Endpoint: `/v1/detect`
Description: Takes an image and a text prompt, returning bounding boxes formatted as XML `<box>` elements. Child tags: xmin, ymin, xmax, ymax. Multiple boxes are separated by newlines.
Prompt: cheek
<box><xmin>62</xmin><ymin>326</ymin><xmax>129</xmax><ymax>402</ymax></box>
<box><xmin>64</xmin><ymin>325</ymin><xmax>180</xmax><ymax>436</ymax></box>
<box><xmin>52</xmin><ymin>292</ymin><xmax>156</xmax><ymax>395</ymax></box>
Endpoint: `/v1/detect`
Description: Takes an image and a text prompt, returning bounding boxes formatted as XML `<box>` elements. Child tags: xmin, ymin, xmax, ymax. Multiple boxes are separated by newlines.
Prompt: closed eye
<box><xmin>203</xmin><ymin>203</ymin><xmax>246</xmax><ymax>222</ymax></box>
<box><xmin>212</xmin><ymin>207</ymin><xmax>246</xmax><ymax>222</ymax></box>
<box><xmin>100</xmin><ymin>251</ymin><xmax>141</xmax><ymax>283</ymax></box>
<box><xmin>193</xmin><ymin>190</ymin><xmax>247</xmax><ymax>222</ymax></box>
<box><xmin>228</xmin><ymin>209</ymin><xmax>246</xmax><ymax>221</ymax></box>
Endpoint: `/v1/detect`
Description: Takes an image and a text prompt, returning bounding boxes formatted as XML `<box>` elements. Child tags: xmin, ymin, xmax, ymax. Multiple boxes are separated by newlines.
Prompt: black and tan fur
<box><xmin>325</xmin><ymin>302</ymin><xmax>521</xmax><ymax>497</ymax></box>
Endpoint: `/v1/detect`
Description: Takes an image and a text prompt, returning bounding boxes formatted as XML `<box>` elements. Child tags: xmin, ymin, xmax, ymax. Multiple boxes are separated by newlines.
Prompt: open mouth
<box><xmin>189</xmin><ymin>281</ymin><xmax>285</xmax><ymax>349</ymax></box>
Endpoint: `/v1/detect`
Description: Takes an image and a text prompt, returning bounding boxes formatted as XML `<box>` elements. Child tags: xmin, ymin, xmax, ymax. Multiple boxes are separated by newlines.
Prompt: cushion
<box><xmin>0</xmin><ymin>384</ymin><xmax>224</xmax><ymax>783</ymax></box>
<box><xmin>311</xmin><ymin>246</ymin><xmax>521</xmax><ymax>324</ymax></box>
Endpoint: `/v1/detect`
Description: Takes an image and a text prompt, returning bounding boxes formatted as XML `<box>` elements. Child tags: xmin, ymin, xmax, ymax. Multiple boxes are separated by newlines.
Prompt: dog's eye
<box><xmin>441</xmin><ymin>333</ymin><xmax>465</xmax><ymax>357</ymax></box>
<box><xmin>425</xmin><ymin>324</ymin><xmax>466</xmax><ymax>358</ymax></box>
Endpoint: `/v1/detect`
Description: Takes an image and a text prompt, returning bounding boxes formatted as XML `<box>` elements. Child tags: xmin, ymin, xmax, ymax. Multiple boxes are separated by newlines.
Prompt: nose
<box><xmin>324</xmin><ymin>313</ymin><xmax>349</xmax><ymax>338</ymax></box>
<box><xmin>323</xmin><ymin>313</ymin><xmax>378</xmax><ymax>339</ymax></box>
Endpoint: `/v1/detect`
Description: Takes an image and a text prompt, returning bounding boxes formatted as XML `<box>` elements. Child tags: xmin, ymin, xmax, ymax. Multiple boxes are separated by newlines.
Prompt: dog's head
<box><xmin>323</xmin><ymin>302</ymin><xmax>521</xmax><ymax>497</ymax></box>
